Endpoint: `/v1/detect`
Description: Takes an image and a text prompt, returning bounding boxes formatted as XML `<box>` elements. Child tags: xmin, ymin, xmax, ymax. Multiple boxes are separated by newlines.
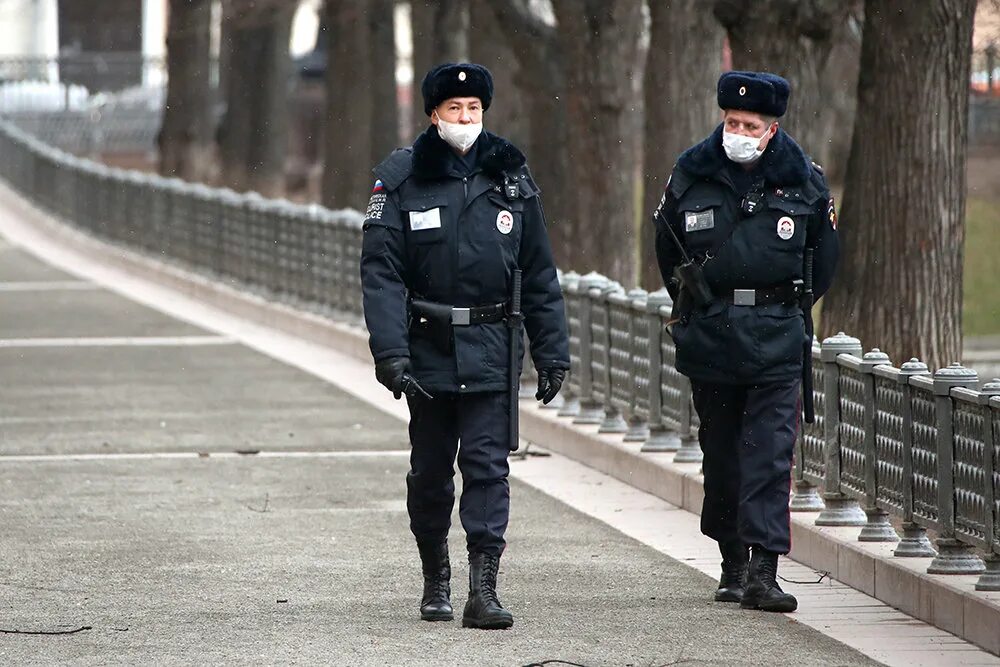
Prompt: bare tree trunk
<box><xmin>218</xmin><ymin>3</ymin><xmax>253</xmax><ymax>191</ymax></box>
<box><xmin>245</xmin><ymin>7</ymin><xmax>293</xmax><ymax>197</ymax></box>
<box><xmin>640</xmin><ymin>0</ymin><xmax>723</xmax><ymax>290</ymax></box>
<box><xmin>486</xmin><ymin>2</ymin><xmax>570</xmax><ymax>270</ymax></box>
<box><xmin>435</xmin><ymin>0</ymin><xmax>468</xmax><ymax>62</ymax></box>
<box><xmin>159</xmin><ymin>0</ymin><xmax>214</xmax><ymax>182</ymax></box>
<box><xmin>409</xmin><ymin>0</ymin><xmax>468</xmax><ymax>137</ymax></box>
<box><xmin>410</xmin><ymin>0</ymin><xmax>435</xmax><ymax>137</ymax></box>
<box><xmin>369</xmin><ymin>0</ymin><xmax>400</xmax><ymax>162</ymax></box>
<box><xmin>323</xmin><ymin>0</ymin><xmax>374</xmax><ymax>209</ymax></box>
<box><xmin>819</xmin><ymin>13</ymin><xmax>863</xmax><ymax>185</ymax></box>
<box><xmin>218</xmin><ymin>2</ymin><xmax>294</xmax><ymax>196</ymax></box>
<box><xmin>713</xmin><ymin>0</ymin><xmax>856</xmax><ymax>168</ymax></box>
<box><xmin>469</xmin><ymin>0</ymin><xmax>528</xmax><ymax>147</ymax></box>
<box><xmin>552</xmin><ymin>0</ymin><xmax>644</xmax><ymax>284</ymax></box>
<box><xmin>821</xmin><ymin>0</ymin><xmax>976</xmax><ymax>369</ymax></box>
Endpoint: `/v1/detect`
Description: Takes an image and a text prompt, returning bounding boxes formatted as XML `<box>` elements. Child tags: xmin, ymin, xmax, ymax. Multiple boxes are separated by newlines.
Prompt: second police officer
<box><xmin>653</xmin><ymin>72</ymin><xmax>839</xmax><ymax>613</ymax></box>
<box><xmin>360</xmin><ymin>63</ymin><xmax>570</xmax><ymax>629</ymax></box>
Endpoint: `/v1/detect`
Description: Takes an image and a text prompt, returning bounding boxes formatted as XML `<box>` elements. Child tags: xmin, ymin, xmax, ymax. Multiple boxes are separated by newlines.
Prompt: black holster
<box><xmin>409</xmin><ymin>298</ymin><xmax>454</xmax><ymax>355</ymax></box>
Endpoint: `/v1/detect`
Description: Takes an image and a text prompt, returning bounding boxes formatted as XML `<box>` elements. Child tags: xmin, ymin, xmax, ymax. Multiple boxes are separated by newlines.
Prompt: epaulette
<box><xmin>800</xmin><ymin>160</ymin><xmax>829</xmax><ymax>206</ymax></box>
<box><xmin>372</xmin><ymin>148</ymin><xmax>413</xmax><ymax>191</ymax></box>
<box><xmin>667</xmin><ymin>164</ymin><xmax>695</xmax><ymax>198</ymax></box>
<box><xmin>509</xmin><ymin>164</ymin><xmax>541</xmax><ymax>199</ymax></box>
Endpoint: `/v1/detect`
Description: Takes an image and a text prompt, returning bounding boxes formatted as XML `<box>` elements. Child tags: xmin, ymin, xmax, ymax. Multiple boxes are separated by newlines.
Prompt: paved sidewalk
<box><xmin>0</xmin><ymin>241</ymin><xmax>885</xmax><ymax>666</ymax></box>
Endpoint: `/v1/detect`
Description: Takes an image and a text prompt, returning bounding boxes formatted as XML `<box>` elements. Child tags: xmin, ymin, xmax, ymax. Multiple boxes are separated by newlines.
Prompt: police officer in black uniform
<box><xmin>653</xmin><ymin>72</ymin><xmax>839</xmax><ymax>613</ymax></box>
<box><xmin>360</xmin><ymin>63</ymin><xmax>569</xmax><ymax>629</ymax></box>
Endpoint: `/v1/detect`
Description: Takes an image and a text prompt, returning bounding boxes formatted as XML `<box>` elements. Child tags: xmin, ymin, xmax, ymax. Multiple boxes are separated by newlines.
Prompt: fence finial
<box><xmin>932</xmin><ymin>362</ymin><xmax>979</xmax><ymax>395</ymax></box>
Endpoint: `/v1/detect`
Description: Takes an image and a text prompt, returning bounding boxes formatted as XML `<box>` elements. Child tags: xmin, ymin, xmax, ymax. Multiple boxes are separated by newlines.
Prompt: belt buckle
<box><xmin>733</xmin><ymin>289</ymin><xmax>756</xmax><ymax>306</ymax></box>
<box><xmin>452</xmin><ymin>307</ymin><xmax>471</xmax><ymax>326</ymax></box>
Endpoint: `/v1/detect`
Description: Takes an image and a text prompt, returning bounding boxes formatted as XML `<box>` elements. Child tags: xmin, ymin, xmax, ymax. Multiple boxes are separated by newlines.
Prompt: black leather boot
<box><xmin>714</xmin><ymin>541</ymin><xmax>748</xmax><ymax>602</ymax></box>
<box><xmin>462</xmin><ymin>552</ymin><xmax>513</xmax><ymax>629</ymax></box>
<box><xmin>741</xmin><ymin>548</ymin><xmax>797</xmax><ymax>612</ymax></box>
<box><xmin>417</xmin><ymin>540</ymin><xmax>453</xmax><ymax>621</ymax></box>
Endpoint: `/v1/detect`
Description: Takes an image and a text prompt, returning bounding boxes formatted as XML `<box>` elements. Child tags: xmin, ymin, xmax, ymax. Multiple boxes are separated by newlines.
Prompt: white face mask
<box><xmin>436</xmin><ymin>118</ymin><xmax>483</xmax><ymax>153</ymax></box>
<box><xmin>722</xmin><ymin>125</ymin><xmax>772</xmax><ymax>164</ymax></box>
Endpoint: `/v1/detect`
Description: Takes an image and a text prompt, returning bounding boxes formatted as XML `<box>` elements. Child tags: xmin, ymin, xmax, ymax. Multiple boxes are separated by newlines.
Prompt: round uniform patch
<box><xmin>777</xmin><ymin>216</ymin><xmax>795</xmax><ymax>240</ymax></box>
<box><xmin>496</xmin><ymin>210</ymin><xmax>514</xmax><ymax>235</ymax></box>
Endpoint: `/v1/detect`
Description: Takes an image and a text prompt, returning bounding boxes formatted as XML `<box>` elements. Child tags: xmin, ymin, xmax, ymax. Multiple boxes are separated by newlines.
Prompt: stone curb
<box><xmin>2</xmin><ymin>184</ymin><xmax>997</xmax><ymax>656</ymax></box>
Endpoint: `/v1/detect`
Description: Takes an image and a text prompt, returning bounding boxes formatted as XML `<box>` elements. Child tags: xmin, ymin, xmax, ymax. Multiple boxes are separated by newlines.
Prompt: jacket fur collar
<box><xmin>677</xmin><ymin>123</ymin><xmax>812</xmax><ymax>187</ymax></box>
<box><xmin>411</xmin><ymin>125</ymin><xmax>526</xmax><ymax>181</ymax></box>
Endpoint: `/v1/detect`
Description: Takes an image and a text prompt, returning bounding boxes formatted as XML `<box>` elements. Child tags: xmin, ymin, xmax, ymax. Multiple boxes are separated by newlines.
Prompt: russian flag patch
<box><xmin>372</xmin><ymin>179</ymin><xmax>384</xmax><ymax>193</ymax></box>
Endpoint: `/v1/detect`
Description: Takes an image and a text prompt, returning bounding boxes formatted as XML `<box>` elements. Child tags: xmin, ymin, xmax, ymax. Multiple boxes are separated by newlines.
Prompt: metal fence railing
<box><xmin>1</xmin><ymin>119</ymin><xmax>999</xmax><ymax>591</ymax></box>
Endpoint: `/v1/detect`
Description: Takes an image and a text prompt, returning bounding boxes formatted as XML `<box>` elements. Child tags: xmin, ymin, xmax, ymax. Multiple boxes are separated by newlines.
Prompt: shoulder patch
<box><xmin>365</xmin><ymin>180</ymin><xmax>387</xmax><ymax>222</ymax></box>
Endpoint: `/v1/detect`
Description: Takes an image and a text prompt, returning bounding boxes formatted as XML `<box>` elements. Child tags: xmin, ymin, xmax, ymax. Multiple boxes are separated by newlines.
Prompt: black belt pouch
<box><xmin>409</xmin><ymin>298</ymin><xmax>455</xmax><ymax>355</ymax></box>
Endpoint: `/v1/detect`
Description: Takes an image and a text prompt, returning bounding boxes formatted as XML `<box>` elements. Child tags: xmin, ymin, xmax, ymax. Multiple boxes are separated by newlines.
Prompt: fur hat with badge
<box><xmin>421</xmin><ymin>63</ymin><xmax>494</xmax><ymax>116</ymax></box>
<box><xmin>717</xmin><ymin>71</ymin><xmax>790</xmax><ymax>118</ymax></box>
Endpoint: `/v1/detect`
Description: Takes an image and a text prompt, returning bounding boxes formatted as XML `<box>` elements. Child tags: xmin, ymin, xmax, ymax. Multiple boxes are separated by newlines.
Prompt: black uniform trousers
<box><xmin>691</xmin><ymin>378</ymin><xmax>800</xmax><ymax>554</ymax></box>
<box><xmin>406</xmin><ymin>390</ymin><xmax>510</xmax><ymax>557</ymax></box>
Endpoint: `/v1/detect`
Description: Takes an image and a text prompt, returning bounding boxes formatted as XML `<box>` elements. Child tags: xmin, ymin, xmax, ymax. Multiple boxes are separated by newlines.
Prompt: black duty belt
<box><xmin>410</xmin><ymin>298</ymin><xmax>507</xmax><ymax>326</ymax></box>
<box><xmin>719</xmin><ymin>283</ymin><xmax>803</xmax><ymax>307</ymax></box>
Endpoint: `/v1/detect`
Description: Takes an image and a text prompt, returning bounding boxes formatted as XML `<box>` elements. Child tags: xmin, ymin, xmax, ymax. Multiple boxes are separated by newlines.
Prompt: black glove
<box><xmin>535</xmin><ymin>368</ymin><xmax>566</xmax><ymax>405</ymax></box>
<box><xmin>375</xmin><ymin>357</ymin><xmax>432</xmax><ymax>401</ymax></box>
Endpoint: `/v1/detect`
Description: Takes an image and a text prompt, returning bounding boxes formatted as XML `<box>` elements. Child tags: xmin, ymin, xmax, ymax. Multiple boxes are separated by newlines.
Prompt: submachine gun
<box><xmin>654</xmin><ymin>209</ymin><xmax>713</xmax><ymax>318</ymax></box>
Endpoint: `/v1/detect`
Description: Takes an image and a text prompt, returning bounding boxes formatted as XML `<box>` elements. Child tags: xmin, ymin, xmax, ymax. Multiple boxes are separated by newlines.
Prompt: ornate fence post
<box><xmin>816</xmin><ymin>332</ymin><xmax>867</xmax><ymax>526</ymax></box>
<box><xmin>558</xmin><ymin>271</ymin><xmax>582</xmax><ymax>417</ymax></box>
<box><xmin>573</xmin><ymin>272</ymin><xmax>607</xmax><ymax>425</ymax></box>
<box><xmin>343</xmin><ymin>214</ymin><xmax>365</xmax><ymax>323</ymax></box>
<box><xmin>894</xmin><ymin>358</ymin><xmax>938</xmax><ymax>557</ymax></box>
<box><xmin>538</xmin><ymin>272</ymin><xmax>566</xmax><ymax>410</ymax></box>
<box><xmin>858</xmin><ymin>348</ymin><xmax>899</xmax><ymax>541</ymax></box>
<box><xmin>642</xmin><ymin>289</ymin><xmax>679</xmax><ymax>452</ymax></box>
<box><xmin>791</xmin><ymin>338</ymin><xmax>825</xmax><ymax>511</ymax></box>
<box><xmin>623</xmin><ymin>288</ymin><xmax>649</xmax><ymax>442</ymax></box>
<box><xmin>597</xmin><ymin>281</ymin><xmax>628</xmax><ymax>434</ymax></box>
<box><xmin>927</xmin><ymin>363</ymin><xmax>984</xmax><ymax>575</ymax></box>
<box><xmin>673</xmin><ymin>379</ymin><xmax>702</xmax><ymax>464</ymax></box>
<box><xmin>977</xmin><ymin>378</ymin><xmax>1000</xmax><ymax>590</ymax></box>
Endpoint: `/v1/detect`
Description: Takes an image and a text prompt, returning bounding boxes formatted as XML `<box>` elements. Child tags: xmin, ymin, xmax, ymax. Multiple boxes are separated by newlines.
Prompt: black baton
<box><xmin>802</xmin><ymin>249</ymin><xmax>815</xmax><ymax>424</ymax></box>
<box><xmin>508</xmin><ymin>270</ymin><xmax>523</xmax><ymax>451</ymax></box>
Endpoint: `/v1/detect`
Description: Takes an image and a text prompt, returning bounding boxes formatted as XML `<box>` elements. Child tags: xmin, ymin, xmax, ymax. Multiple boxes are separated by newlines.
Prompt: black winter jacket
<box><xmin>653</xmin><ymin>124</ymin><xmax>839</xmax><ymax>385</ymax></box>
<box><xmin>360</xmin><ymin>126</ymin><xmax>570</xmax><ymax>393</ymax></box>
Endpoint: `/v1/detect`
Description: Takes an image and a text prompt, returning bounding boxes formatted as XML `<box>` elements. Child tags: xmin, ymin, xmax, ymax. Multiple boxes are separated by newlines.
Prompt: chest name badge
<box><xmin>496</xmin><ymin>210</ymin><xmax>514</xmax><ymax>235</ymax></box>
<box><xmin>777</xmin><ymin>216</ymin><xmax>795</xmax><ymax>240</ymax></box>
<box><xmin>684</xmin><ymin>210</ymin><xmax>714</xmax><ymax>232</ymax></box>
<box><xmin>409</xmin><ymin>208</ymin><xmax>442</xmax><ymax>231</ymax></box>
